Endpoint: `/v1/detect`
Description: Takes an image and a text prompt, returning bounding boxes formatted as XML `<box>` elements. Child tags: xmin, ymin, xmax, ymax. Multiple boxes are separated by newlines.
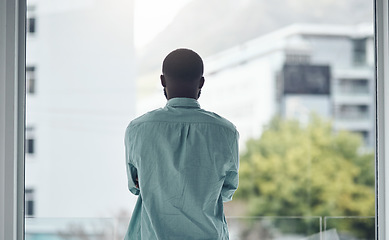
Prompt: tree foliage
<box><xmin>235</xmin><ymin>116</ymin><xmax>375</xmax><ymax>237</ymax></box>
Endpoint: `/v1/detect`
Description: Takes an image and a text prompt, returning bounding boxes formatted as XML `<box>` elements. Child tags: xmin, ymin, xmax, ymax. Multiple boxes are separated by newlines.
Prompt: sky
<box><xmin>134</xmin><ymin>0</ymin><xmax>193</xmax><ymax>50</ymax></box>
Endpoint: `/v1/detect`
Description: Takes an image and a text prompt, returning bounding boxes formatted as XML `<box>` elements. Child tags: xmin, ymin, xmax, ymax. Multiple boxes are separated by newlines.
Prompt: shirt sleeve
<box><xmin>221</xmin><ymin>130</ymin><xmax>239</xmax><ymax>202</ymax></box>
<box><xmin>125</xmin><ymin>125</ymin><xmax>140</xmax><ymax>195</ymax></box>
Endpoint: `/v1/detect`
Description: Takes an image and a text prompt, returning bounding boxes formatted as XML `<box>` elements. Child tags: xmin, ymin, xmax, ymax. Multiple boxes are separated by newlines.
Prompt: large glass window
<box><xmin>25</xmin><ymin>0</ymin><xmax>375</xmax><ymax>239</ymax></box>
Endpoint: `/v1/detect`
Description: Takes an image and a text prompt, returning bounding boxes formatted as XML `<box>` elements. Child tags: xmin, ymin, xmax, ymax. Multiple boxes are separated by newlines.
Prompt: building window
<box><xmin>282</xmin><ymin>64</ymin><xmax>331</xmax><ymax>95</ymax></box>
<box><xmin>335</xmin><ymin>104</ymin><xmax>369</xmax><ymax>119</ymax></box>
<box><xmin>27</xmin><ymin>17</ymin><xmax>36</xmax><ymax>34</ymax></box>
<box><xmin>285</xmin><ymin>53</ymin><xmax>310</xmax><ymax>64</ymax></box>
<box><xmin>25</xmin><ymin>189</ymin><xmax>35</xmax><ymax>217</ymax></box>
<box><xmin>27</xmin><ymin>6</ymin><xmax>36</xmax><ymax>35</ymax></box>
<box><xmin>25</xmin><ymin>127</ymin><xmax>35</xmax><ymax>155</ymax></box>
<box><xmin>338</xmin><ymin>78</ymin><xmax>369</xmax><ymax>95</ymax></box>
<box><xmin>26</xmin><ymin>66</ymin><xmax>36</xmax><ymax>94</ymax></box>
<box><xmin>353</xmin><ymin>38</ymin><xmax>367</xmax><ymax>66</ymax></box>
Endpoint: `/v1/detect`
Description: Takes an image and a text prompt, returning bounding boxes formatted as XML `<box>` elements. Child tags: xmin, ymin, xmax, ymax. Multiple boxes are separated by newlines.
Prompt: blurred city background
<box><xmin>24</xmin><ymin>0</ymin><xmax>375</xmax><ymax>239</ymax></box>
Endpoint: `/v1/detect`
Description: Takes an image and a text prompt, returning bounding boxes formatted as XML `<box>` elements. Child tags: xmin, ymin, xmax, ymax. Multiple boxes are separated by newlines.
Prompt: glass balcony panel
<box><xmin>25</xmin><ymin>218</ymin><xmax>117</xmax><ymax>240</ymax></box>
<box><xmin>226</xmin><ymin>216</ymin><xmax>321</xmax><ymax>240</ymax></box>
<box><xmin>26</xmin><ymin>217</ymin><xmax>323</xmax><ymax>239</ymax></box>
<box><xmin>323</xmin><ymin>216</ymin><xmax>375</xmax><ymax>240</ymax></box>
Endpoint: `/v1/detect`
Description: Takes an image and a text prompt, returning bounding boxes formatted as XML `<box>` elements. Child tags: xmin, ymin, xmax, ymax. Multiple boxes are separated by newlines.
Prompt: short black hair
<box><xmin>162</xmin><ymin>48</ymin><xmax>204</xmax><ymax>81</ymax></box>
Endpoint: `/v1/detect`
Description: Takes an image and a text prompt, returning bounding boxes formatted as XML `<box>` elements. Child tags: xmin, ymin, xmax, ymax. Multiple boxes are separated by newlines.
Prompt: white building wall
<box><xmin>307</xmin><ymin>36</ymin><xmax>353</xmax><ymax>68</ymax></box>
<box><xmin>25</xmin><ymin>0</ymin><xmax>137</xmax><ymax>218</ymax></box>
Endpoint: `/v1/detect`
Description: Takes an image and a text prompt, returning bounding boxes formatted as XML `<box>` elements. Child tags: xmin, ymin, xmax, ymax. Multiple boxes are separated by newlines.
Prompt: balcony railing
<box><xmin>334</xmin><ymin>86</ymin><xmax>370</xmax><ymax>96</ymax></box>
<box><xmin>335</xmin><ymin>112</ymin><xmax>370</xmax><ymax>120</ymax></box>
<box><xmin>25</xmin><ymin>216</ymin><xmax>374</xmax><ymax>240</ymax></box>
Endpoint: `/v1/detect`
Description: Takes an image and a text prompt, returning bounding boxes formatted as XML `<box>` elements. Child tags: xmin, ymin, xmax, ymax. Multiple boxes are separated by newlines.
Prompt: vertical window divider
<box><xmin>375</xmin><ymin>0</ymin><xmax>389</xmax><ymax>239</ymax></box>
<box><xmin>0</xmin><ymin>0</ymin><xmax>26</xmax><ymax>239</ymax></box>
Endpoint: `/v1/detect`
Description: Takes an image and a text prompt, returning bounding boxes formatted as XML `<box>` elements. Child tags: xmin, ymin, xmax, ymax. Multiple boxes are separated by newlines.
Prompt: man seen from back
<box><xmin>124</xmin><ymin>48</ymin><xmax>239</xmax><ymax>240</ymax></box>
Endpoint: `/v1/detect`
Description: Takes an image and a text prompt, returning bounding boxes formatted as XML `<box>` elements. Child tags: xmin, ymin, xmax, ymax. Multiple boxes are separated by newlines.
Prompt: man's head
<box><xmin>161</xmin><ymin>48</ymin><xmax>205</xmax><ymax>100</ymax></box>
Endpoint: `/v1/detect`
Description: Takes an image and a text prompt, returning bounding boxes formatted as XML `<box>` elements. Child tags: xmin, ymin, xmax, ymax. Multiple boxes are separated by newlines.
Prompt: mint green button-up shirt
<box><xmin>124</xmin><ymin>98</ymin><xmax>239</xmax><ymax>240</ymax></box>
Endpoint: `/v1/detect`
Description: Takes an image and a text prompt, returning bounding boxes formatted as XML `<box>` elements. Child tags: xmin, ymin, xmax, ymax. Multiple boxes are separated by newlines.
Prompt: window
<box><xmin>353</xmin><ymin>38</ymin><xmax>367</xmax><ymax>66</ymax></box>
<box><xmin>26</xmin><ymin>66</ymin><xmax>36</xmax><ymax>94</ymax></box>
<box><xmin>336</xmin><ymin>104</ymin><xmax>369</xmax><ymax>119</ymax></box>
<box><xmin>26</xmin><ymin>6</ymin><xmax>36</xmax><ymax>35</ymax></box>
<box><xmin>285</xmin><ymin>53</ymin><xmax>310</xmax><ymax>64</ymax></box>
<box><xmin>25</xmin><ymin>127</ymin><xmax>35</xmax><ymax>155</ymax></box>
<box><xmin>338</xmin><ymin>78</ymin><xmax>369</xmax><ymax>95</ymax></box>
<box><xmin>27</xmin><ymin>17</ymin><xmax>36</xmax><ymax>34</ymax></box>
<box><xmin>20</xmin><ymin>0</ymin><xmax>379</xmax><ymax>239</ymax></box>
<box><xmin>282</xmin><ymin>64</ymin><xmax>331</xmax><ymax>95</ymax></box>
<box><xmin>3</xmin><ymin>0</ymin><xmax>389</xmax><ymax>239</ymax></box>
<box><xmin>25</xmin><ymin>189</ymin><xmax>35</xmax><ymax>217</ymax></box>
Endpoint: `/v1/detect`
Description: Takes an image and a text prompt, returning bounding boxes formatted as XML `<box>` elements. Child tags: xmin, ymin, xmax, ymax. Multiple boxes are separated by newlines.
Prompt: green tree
<box><xmin>235</xmin><ymin>115</ymin><xmax>375</xmax><ymax>238</ymax></box>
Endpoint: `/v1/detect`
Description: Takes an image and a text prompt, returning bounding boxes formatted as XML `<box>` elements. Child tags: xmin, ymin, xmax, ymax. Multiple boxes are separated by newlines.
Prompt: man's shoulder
<box><xmin>197</xmin><ymin>109</ymin><xmax>237</xmax><ymax>133</ymax></box>
<box><xmin>125</xmin><ymin>108</ymin><xmax>163</xmax><ymax>131</ymax></box>
<box><xmin>126</xmin><ymin>106</ymin><xmax>238</xmax><ymax>135</ymax></box>
<box><xmin>129</xmin><ymin>108</ymin><xmax>162</xmax><ymax>125</ymax></box>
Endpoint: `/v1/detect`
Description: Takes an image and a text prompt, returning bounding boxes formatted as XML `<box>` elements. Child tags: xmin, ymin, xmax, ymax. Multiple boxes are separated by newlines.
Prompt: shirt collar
<box><xmin>166</xmin><ymin>97</ymin><xmax>201</xmax><ymax>109</ymax></box>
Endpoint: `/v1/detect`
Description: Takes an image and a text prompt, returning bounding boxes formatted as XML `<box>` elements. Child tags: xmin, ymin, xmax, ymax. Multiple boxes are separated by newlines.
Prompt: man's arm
<box><xmin>126</xmin><ymin>162</ymin><xmax>140</xmax><ymax>195</ymax></box>
<box><xmin>221</xmin><ymin>130</ymin><xmax>239</xmax><ymax>202</ymax></box>
<box><xmin>125</xmin><ymin>126</ymin><xmax>140</xmax><ymax>195</ymax></box>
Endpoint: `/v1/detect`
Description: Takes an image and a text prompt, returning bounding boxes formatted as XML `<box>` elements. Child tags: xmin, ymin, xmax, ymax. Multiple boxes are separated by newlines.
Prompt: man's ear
<box><xmin>160</xmin><ymin>75</ymin><xmax>166</xmax><ymax>87</ymax></box>
<box><xmin>199</xmin><ymin>77</ymin><xmax>205</xmax><ymax>89</ymax></box>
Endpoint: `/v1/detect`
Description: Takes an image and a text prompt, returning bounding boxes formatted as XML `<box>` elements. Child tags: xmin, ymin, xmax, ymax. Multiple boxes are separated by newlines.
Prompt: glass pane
<box><xmin>324</xmin><ymin>217</ymin><xmax>375</xmax><ymax>240</ymax></box>
<box><xmin>25</xmin><ymin>218</ymin><xmax>116</xmax><ymax>240</ymax></box>
<box><xmin>25</xmin><ymin>0</ymin><xmax>375</xmax><ymax>238</ymax></box>
<box><xmin>25</xmin><ymin>217</ymin><xmax>322</xmax><ymax>239</ymax></box>
<box><xmin>227</xmin><ymin>217</ymin><xmax>321</xmax><ymax>240</ymax></box>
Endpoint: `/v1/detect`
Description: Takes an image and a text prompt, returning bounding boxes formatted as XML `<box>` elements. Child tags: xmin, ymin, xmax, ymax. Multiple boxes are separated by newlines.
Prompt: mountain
<box><xmin>137</xmin><ymin>0</ymin><xmax>373</xmax><ymax>74</ymax></box>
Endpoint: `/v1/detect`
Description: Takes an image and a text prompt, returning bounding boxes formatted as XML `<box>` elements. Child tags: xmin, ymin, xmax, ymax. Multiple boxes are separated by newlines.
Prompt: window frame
<box><xmin>0</xmin><ymin>0</ymin><xmax>26</xmax><ymax>239</ymax></box>
<box><xmin>375</xmin><ymin>0</ymin><xmax>389</xmax><ymax>239</ymax></box>
<box><xmin>0</xmin><ymin>0</ymin><xmax>388</xmax><ymax>239</ymax></box>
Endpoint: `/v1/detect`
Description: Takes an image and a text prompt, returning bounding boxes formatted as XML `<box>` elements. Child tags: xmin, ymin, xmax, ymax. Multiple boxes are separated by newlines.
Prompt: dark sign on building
<box><xmin>282</xmin><ymin>64</ymin><xmax>331</xmax><ymax>95</ymax></box>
